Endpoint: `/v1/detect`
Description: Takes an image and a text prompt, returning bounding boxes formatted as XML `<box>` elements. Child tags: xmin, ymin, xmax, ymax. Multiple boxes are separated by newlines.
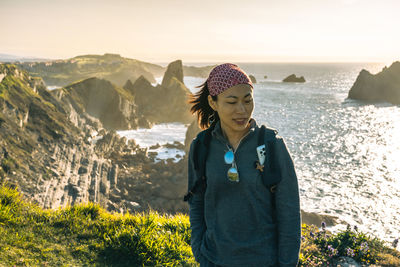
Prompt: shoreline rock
<box><xmin>283</xmin><ymin>74</ymin><xmax>306</xmax><ymax>83</ymax></box>
<box><xmin>348</xmin><ymin>61</ymin><xmax>400</xmax><ymax>104</ymax></box>
<box><xmin>249</xmin><ymin>74</ymin><xmax>257</xmax><ymax>83</ymax></box>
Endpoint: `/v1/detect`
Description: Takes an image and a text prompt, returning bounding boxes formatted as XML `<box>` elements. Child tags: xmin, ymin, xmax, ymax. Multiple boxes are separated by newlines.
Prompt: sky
<box><xmin>0</xmin><ymin>0</ymin><xmax>399</xmax><ymax>63</ymax></box>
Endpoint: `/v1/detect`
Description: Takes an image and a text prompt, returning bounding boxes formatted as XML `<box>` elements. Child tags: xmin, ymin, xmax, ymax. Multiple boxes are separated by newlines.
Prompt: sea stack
<box><xmin>283</xmin><ymin>74</ymin><xmax>306</xmax><ymax>83</ymax></box>
<box><xmin>130</xmin><ymin>60</ymin><xmax>193</xmax><ymax>124</ymax></box>
<box><xmin>348</xmin><ymin>61</ymin><xmax>400</xmax><ymax>104</ymax></box>
<box><xmin>249</xmin><ymin>74</ymin><xmax>257</xmax><ymax>83</ymax></box>
<box><xmin>161</xmin><ymin>60</ymin><xmax>184</xmax><ymax>87</ymax></box>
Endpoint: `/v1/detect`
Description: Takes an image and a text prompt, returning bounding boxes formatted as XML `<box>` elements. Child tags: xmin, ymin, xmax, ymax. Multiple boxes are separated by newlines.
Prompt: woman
<box><xmin>186</xmin><ymin>63</ymin><xmax>301</xmax><ymax>267</ymax></box>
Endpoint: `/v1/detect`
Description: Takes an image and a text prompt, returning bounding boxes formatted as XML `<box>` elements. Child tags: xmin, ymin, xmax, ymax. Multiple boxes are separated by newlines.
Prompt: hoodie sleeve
<box><xmin>274</xmin><ymin>137</ymin><xmax>301</xmax><ymax>267</ymax></box>
<box><xmin>187</xmin><ymin>140</ymin><xmax>206</xmax><ymax>263</ymax></box>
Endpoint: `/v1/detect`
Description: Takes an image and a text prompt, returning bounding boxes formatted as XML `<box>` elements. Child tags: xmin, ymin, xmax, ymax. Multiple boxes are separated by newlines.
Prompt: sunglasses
<box><xmin>224</xmin><ymin>149</ymin><xmax>239</xmax><ymax>182</ymax></box>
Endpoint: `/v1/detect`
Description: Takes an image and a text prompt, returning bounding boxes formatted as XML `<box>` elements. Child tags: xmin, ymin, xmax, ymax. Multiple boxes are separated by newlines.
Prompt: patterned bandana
<box><xmin>207</xmin><ymin>63</ymin><xmax>253</xmax><ymax>96</ymax></box>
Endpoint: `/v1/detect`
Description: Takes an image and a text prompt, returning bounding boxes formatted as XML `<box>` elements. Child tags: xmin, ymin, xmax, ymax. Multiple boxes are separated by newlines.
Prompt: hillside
<box><xmin>0</xmin><ymin>63</ymin><xmax>189</xmax><ymax>215</ymax></box>
<box><xmin>1</xmin><ymin>185</ymin><xmax>399</xmax><ymax>266</ymax></box>
<box><xmin>16</xmin><ymin>53</ymin><xmax>215</xmax><ymax>88</ymax></box>
<box><xmin>52</xmin><ymin>77</ymin><xmax>145</xmax><ymax>130</ymax></box>
<box><xmin>17</xmin><ymin>53</ymin><xmax>161</xmax><ymax>87</ymax></box>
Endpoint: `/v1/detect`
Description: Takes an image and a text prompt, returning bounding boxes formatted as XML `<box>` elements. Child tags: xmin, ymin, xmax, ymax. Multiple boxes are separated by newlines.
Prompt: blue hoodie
<box><xmin>187</xmin><ymin>119</ymin><xmax>301</xmax><ymax>267</ymax></box>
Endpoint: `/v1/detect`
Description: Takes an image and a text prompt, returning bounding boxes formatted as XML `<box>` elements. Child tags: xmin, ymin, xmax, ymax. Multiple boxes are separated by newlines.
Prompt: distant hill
<box><xmin>0</xmin><ymin>53</ymin><xmax>50</xmax><ymax>63</ymax></box>
<box><xmin>16</xmin><ymin>53</ymin><xmax>215</xmax><ymax>88</ymax></box>
<box><xmin>16</xmin><ymin>53</ymin><xmax>161</xmax><ymax>87</ymax></box>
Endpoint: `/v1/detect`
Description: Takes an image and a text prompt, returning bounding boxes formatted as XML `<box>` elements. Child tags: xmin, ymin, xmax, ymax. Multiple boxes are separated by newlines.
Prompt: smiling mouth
<box><xmin>233</xmin><ymin>118</ymin><xmax>248</xmax><ymax>125</ymax></box>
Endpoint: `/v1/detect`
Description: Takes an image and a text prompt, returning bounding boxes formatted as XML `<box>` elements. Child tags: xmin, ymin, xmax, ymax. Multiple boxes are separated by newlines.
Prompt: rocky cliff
<box><xmin>0</xmin><ymin>64</ymin><xmax>110</xmax><ymax>207</ymax></box>
<box><xmin>51</xmin><ymin>77</ymin><xmax>145</xmax><ymax>130</ymax></box>
<box><xmin>0</xmin><ymin>63</ymin><xmax>189</xmax><ymax>214</ymax></box>
<box><xmin>129</xmin><ymin>60</ymin><xmax>194</xmax><ymax>124</ymax></box>
<box><xmin>162</xmin><ymin>60</ymin><xmax>184</xmax><ymax>87</ymax></box>
<box><xmin>348</xmin><ymin>61</ymin><xmax>400</xmax><ymax>104</ymax></box>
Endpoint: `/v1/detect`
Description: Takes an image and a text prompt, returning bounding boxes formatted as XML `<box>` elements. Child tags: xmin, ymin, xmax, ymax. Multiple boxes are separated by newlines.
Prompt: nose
<box><xmin>236</xmin><ymin>102</ymin><xmax>246</xmax><ymax>113</ymax></box>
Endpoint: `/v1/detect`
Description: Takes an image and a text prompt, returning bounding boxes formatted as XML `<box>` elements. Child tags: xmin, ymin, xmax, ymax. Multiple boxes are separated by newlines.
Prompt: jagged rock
<box><xmin>53</xmin><ymin>77</ymin><xmax>139</xmax><ymax>130</ymax></box>
<box><xmin>137</xmin><ymin>116</ymin><xmax>152</xmax><ymax>128</ymax></box>
<box><xmin>249</xmin><ymin>74</ymin><xmax>257</xmax><ymax>83</ymax></box>
<box><xmin>132</xmin><ymin>62</ymin><xmax>193</xmax><ymax>124</ymax></box>
<box><xmin>348</xmin><ymin>61</ymin><xmax>400</xmax><ymax>104</ymax></box>
<box><xmin>123</xmin><ymin>79</ymin><xmax>136</xmax><ymax>97</ymax></box>
<box><xmin>150</xmin><ymin>143</ymin><xmax>161</xmax><ymax>149</ymax></box>
<box><xmin>0</xmin><ymin>64</ymin><xmax>122</xmax><ymax>211</ymax></box>
<box><xmin>1</xmin><ymin>63</ymin><xmax>195</xmax><ymax>216</ymax></box>
<box><xmin>162</xmin><ymin>77</ymin><xmax>193</xmax><ymax>122</ymax></box>
<box><xmin>161</xmin><ymin>60</ymin><xmax>184</xmax><ymax>87</ymax></box>
<box><xmin>164</xmin><ymin>141</ymin><xmax>184</xmax><ymax>150</ymax></box>
<box><xmin>283</xmin><ymin>74</ymin><xmax>306</xmax><ymax>83</ymax></box>
<box><xmin>301</xmin><ymin>210</ymin><xmax>340</xmax><ymax>227</ymax></box>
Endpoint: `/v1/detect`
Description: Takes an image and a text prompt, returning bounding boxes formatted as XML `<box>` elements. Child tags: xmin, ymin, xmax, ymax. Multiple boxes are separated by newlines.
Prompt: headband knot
<box><xmin>207</xmin><ymin>63</ymin><xmax>253</xmax><ymax>96</ymax></box>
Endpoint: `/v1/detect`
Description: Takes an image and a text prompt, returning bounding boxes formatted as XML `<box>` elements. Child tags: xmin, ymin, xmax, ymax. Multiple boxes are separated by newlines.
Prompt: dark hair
<box><xmin>189</xmin><ymin>81</ymin><xmax>220</xmax><ymax>130</ymax></box>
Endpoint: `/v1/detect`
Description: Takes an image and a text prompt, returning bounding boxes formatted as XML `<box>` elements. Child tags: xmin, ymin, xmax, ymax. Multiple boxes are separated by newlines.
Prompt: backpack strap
<box><xmin>259</xmin><ymin>125</ymin><xmax>281</xmax><ymax>193</ymax></box>
<box><xmin>183</xmin><ymin>124</ymin><xmax>214</xmax><ymax>202</ymax></box>
<box><xmin>258</xmin><ymin>125</ymin><xmax>281</xmax><ymax>223</ymax></box>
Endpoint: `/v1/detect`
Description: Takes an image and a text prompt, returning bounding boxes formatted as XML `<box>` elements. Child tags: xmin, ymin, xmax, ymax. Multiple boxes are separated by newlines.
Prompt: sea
<box><xmin>116</xmin><ymin>62</ymin><xmax>399</xmax><ymax>245</ymax></box>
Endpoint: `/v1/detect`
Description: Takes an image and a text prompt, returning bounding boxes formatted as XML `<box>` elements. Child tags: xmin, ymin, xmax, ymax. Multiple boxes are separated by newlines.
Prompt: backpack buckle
<box><xmin>270</xmin><ymin>184</ymin><xmax>277</xmax><ymax>193</ymax></box>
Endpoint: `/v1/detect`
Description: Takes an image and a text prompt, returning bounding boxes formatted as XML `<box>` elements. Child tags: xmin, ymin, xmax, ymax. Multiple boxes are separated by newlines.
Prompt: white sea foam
<box><xmin>117</xmin><ymin>123</ymin><xmax>188</xmax><ymax>163</ymax></box>
<box><xmin>47</xmin><ymin>85</ymin><xmax>61</xmax><ymax>90</ymax></box>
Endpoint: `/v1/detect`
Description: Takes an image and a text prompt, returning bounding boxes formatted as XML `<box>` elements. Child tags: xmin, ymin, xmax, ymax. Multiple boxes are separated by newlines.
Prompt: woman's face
<box><xmin>208</xmin><ymin>84</ymin><xmax>254</xmax><ymax>136</ymax></box>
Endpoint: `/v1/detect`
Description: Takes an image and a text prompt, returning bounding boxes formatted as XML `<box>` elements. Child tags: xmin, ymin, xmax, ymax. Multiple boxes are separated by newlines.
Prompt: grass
<box><xmin>0</xmin><ymin>184</ymin><xmax>399</xmax><ymax>266</ymax></box>
<box><xmin>299</xmin><ymin>224</ymin><xmax>400</xmax><ymax>266</ymax></box>
<box><xmin>0</xmin><ymin>185</ymin><xmax>195</xmax><ymax>266</ymax></box>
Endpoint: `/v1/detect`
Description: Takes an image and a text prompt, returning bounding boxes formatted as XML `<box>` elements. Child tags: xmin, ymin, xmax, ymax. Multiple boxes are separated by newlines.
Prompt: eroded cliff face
<box><xmin>0</xmin><ymin>64</ymin><xmax>114</xmax><ymax>209</ymax></box>
<box><xmin>0</xmin><ymin>63</ymin><xmax>189</xmax><ymax>214</ymax></box>
<box><xmin>52</xmin><ymin>77</ymin><xmax>142</xmax><ymax>130</ymax></box>
<box><xmin>25</xmin><ymin>141</ymin><xmax>116</xmax><ymax>209</ymax></box>
<box><xmin>130</xmin><ymin>60</ymin><xmax>194</xmax><ymax>124</ymax></box>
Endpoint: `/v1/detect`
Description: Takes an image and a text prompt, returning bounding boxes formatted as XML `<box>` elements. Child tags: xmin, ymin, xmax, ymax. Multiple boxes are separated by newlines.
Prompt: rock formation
<box><xmin>249</xmin><ymin>74</ymin><xmax>257</xmax><ymax>83</ymax></box>
<box><xmin>51</xmin><ymin>77</ymin><xmax>142</xmax><ymax>130</ymax></box>
<box><xmin>0</xmin><ymin>63</ymin><xmax>189</xmax><ymax>215</ymax></box>
<box><xmin>348</xmin><ymin>61</ymin><xmax>400</xmax><ymax>104</ymax></box>
<box><xmin>129</xmin><ymin>60</ymin><xmax>194</xmax><ymax>124</ymax></box>
<box><xmin>162</xmin><ymin>60</ymin><xmax>184</xmax><ymax>87</ymax></box>
<box><xmin>0</xmin><ymin>64</ymin><xmax>115</xmax><ymax>209</ymax></box>
<box><xmin>283</xmin><ymin>74</ymin><xmax>306</xmax><ymax>83</ymax></box>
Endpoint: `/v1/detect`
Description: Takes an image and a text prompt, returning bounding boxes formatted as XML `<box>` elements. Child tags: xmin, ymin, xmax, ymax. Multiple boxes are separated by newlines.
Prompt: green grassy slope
<box><xmin>1</xmin><ymin>185</ymin><xmax>399</xmax><ymax>266</ymax></box>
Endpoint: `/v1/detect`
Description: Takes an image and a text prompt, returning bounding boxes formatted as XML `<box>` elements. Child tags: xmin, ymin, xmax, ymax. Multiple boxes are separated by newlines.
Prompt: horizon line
<box><xmin>0</xmin><ymin>52</ymin><xmax>394</xmax><ymax>65</ymax></box>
